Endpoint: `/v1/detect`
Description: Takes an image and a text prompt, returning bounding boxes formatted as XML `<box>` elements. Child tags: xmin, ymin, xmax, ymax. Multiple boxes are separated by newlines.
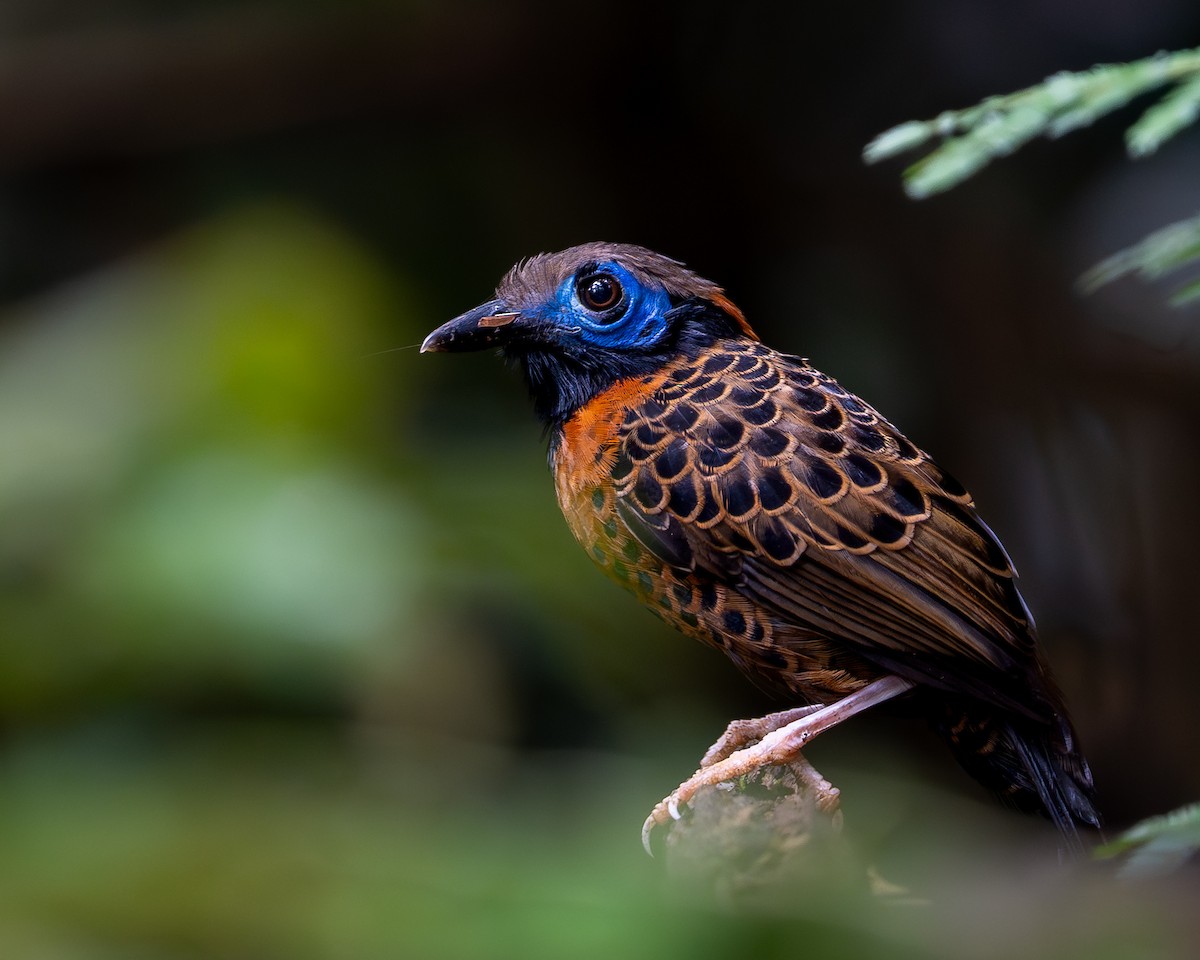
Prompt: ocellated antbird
<box><xmin>423</xmin><ymin>242</ymin><xmax>1100</xmax><ymax>856</ymax></box>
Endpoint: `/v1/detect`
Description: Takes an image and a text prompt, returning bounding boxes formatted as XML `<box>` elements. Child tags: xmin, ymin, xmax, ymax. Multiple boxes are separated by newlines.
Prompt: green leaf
<box><xmin>1048</xmin><ymin>69</ymin><xmax>1156</xmax><ymax>137</ymax></box>
<box><xmin>903</xmin><ymin>138</ymin><xmax>995</xmax><ymax>199</ymax></box>
<box><xmin>863</xmin><ymin>121</ymin><xmax>934</xmax><ymax>164</ymax></box>
<box><xmin>1127</xmin><ymin>72</ymin><xmax>1200</xmax><ymax>156</ymax></box>
<box><xmin>1168</xmin><ymin>276</ymin><xmax>1200</xmax><ymax>306</ymax></box>
<box><xmin>1095</xmin><ymin>802</ymin><xmax>1200</xmax><ymax>879</ymax></box>
<box><xmin>1080</xmin><ymin>210</ymin><xmax>1200</xmax><ymax>293</ymax></box>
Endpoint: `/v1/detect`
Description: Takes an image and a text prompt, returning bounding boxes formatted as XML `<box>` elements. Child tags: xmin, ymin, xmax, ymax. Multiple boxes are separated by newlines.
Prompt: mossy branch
<box><xmin>659</xmin><ymin>755</ymin><xmax>866</xmax><ymax>905</ymax></box>
<box><xmin>864</xmin><ymin>47</ymin><xmax>1200</xmax><ymax>307</ymax></box>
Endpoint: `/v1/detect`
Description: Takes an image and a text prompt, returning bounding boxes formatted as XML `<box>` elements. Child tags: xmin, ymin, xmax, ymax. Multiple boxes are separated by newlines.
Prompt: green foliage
<box><xmin>4</xmin><ymin>199</ymin><xmax>1199</xmax><ymax>958</ymax></box>
<box><xmin>1126</xmin><ymin>71</ymin><xmax>1200</xmax><ymax>158</ymax></box>
<box><xmin>869</xmin><ymin>58</ymin><xmax>1200</xmax><ymax>888</ymax></box>
<box><xmin>864</xmin><ymin>47</ymin><xmax>1200</xmax><ymax>197</ymax></box>
<box><xmin>1080</xmin><ymin>211</ymin><xmax>1200</xmax><ymax>305</ymax></box>
<box><xmin>864</xmin><ymin>47</ymin><xmax>1200</xmax><ymax>306</ymax></box>
<box><xmin>1096</xmin><ymin>803</ymin><xmax>1200</xmax><ymax>879</ymax></box>
<box><xmin>0</xmin><ymin>203</ymin><xmax>429</xmax><ymax>714</ymax></box>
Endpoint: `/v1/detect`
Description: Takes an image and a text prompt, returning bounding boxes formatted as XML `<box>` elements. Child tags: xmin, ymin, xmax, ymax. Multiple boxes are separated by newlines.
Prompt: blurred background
<box><xmin>2</xmin><ymin>1</ymin><xmax>1200</xmax><ymax>957</ymax></box>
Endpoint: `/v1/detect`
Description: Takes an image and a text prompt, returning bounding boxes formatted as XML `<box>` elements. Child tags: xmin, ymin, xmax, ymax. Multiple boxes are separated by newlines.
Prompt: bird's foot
<box><xmin>699</xmin><ymin>704</ymin><xmax>826</xmax><ymax>768</ymax></box>
<box><xmin>641</xmin><ymin>675</ymin><xmax>914</xmax><ymax>854</ymax></box>
<box><xmin>642</xmin><ymin>709</ymin><xmax>826</xmax><ymax>854</ymax></box>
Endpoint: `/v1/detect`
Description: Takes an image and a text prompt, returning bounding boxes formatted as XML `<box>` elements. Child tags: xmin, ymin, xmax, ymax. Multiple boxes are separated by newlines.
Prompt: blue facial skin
<box><xmin>492</xmin><ymin>260</ymin><xmax>740</xmax><ymax>431</ymax></box>
<box><xmin>543</xmin><ymin>262</ymin><xmax>676</xmax><ymax>353</ymax></box>
<box><xmin>421</xmin><ymin>247</ymin><xmax>746</xmax><ymax>431</ymax></box>
<box><xmin>503</xmin><ymin>261</ymin><xmax>680</xmax><ymax>430</ymax></box>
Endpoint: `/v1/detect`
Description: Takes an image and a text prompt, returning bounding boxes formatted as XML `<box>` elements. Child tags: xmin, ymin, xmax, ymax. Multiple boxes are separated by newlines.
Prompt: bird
<box><xmin>422</xmin><ymin>241</ymin><xmax>1101</xmax><ymax>857</ymax></box>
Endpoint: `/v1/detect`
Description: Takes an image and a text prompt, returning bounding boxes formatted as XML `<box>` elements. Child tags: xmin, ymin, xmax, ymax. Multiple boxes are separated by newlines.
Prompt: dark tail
<box><xmin>936</xmin><ymin>702</ymin><xmax>1101</xmax><ymax>858</ymax></box>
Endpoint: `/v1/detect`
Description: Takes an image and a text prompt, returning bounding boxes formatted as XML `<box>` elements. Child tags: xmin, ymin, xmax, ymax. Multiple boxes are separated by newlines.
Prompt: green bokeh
<box><xmin>0</xmin><ymin>200</ymin><xmax>1194</xmax><ymax>960</ymax></box>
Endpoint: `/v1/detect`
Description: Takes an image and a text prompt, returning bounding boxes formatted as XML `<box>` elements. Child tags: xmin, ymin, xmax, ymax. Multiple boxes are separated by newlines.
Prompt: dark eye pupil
<box><xmin>586</xmin><ymin>278</ymin><xmax>614</xmax><ymax>306</ymax></box>
<box><xmin>578</xmin><ymin>274</ymin><xmax>622</xmax><ymax>312</ymax></box>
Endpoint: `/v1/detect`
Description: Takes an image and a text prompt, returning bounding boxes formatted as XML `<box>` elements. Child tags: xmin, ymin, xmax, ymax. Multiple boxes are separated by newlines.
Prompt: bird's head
<box><xmin>422</xmin><ymin>242</ymin><xmax>758</xmax><ymax>428</ymax></box>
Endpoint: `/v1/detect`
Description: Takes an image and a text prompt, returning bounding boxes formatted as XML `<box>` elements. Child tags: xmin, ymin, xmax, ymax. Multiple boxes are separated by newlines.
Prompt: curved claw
<box><xmin>640</xmin><ymin>793</ymin><xmax>685</xmax><ymax>857</ymax></box>
<box><xmin>641</xmin><ymin>816</ymin><xmax>657</xmax><ymax>857</ymax></box>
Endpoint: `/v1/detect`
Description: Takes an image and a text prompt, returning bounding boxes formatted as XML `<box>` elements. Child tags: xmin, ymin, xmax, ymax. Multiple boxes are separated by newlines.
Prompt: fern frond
<box><xmin>1127</xmin><ymin>72</ymin><xmax>1200</xmax><ymax>157</ymax></box>
<box><xmin>1080</xmin><ymin>211</ymin><xmax>1200</xmax><ymax>302</ymax></box>
<box><xmin>866</xmin><ymin>47</ymin><xmax>1200</xmax><ymax>306</ymax></box>
<box><xmin>864</xmin><ymin>47</ymin><xmax>1200</xmax><ymax>199</ymax></box>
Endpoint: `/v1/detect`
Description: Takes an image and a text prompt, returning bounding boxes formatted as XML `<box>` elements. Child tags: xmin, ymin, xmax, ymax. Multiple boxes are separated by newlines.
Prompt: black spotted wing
<box><xmin>612</xmin><ymin>340</ymin><xmax>1054</xmax><ymax>719</ymax></box>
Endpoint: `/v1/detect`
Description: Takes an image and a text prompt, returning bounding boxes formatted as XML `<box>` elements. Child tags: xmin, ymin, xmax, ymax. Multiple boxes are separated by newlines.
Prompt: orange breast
<box><xmin>552</xmin><ymin>374</ymin><xmax>663</xmax><ymax>581</ymax></box>
<box><xmin>547</xmin><ymin>352</ymin><xmax>869</xmax><ymax>700</ymax></box>
<box><xmin>553</xmin><ymin>375</ymin><xmax>661</xmax><ymax>499</ymax></box>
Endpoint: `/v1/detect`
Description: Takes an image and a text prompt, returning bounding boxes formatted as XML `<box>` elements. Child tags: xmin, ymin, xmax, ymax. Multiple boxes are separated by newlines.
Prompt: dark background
<box><xmin>2</xmin><ymin>1</ymin><xmax>1200</xmax><ymax>957</ymax></box>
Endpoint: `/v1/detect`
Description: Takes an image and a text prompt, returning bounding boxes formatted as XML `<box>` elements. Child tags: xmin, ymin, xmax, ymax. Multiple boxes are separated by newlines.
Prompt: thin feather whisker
<box><xmin>360</xmin><ymin>343</ymin><xmax>424</xmax><ymax>358</ymax></box>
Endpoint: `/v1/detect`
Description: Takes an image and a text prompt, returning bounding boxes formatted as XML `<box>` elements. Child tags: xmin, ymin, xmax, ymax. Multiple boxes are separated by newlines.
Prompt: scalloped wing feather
<box><xmin>611</xmin><ymin>340</ymin><xmax>1052</xmax><ymax>718</ymax></box>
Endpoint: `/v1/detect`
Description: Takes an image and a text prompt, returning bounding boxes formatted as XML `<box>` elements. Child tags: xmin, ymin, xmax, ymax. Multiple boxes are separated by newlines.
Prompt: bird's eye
<box><xmin>576</xmin><ymin>273</ymin><xmax>623</xmax><ymax>315</ymax></box>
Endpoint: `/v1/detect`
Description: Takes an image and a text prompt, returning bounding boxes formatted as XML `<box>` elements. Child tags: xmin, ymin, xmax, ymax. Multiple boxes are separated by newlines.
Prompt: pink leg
<box><xmin>699</xmin><ymin>704</ymin><xmax>827</xmax><ymax>768</ymax></box>
<box><xmin>642</xmin><ymin>675</ymin><xmax>915</xmax><ymax>854</ymax></box>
